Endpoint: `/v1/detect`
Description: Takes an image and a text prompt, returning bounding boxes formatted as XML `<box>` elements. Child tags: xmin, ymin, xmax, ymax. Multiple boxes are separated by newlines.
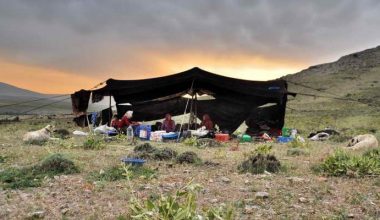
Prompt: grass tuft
<box><xmin>314</xmin><ymin>149</ymin><xmax>380</xmax><ymax>177</ymax></box>
<box><xmin>82</xmin><ymin>136</ymin><xmax>105</xmax><ymax>150</ymax></box>
<box><xmin>238</xmin><ymin>154</ymin><xmax>281</xmax><ymax>174</ymax></box>
<box><xmin>176</xmin><ymin>151</ymin><xmax>202</xmax><ymax>164</ymax></box>
<box><xmin>89</xmin><ymin>164</ymin><xmax>156</xmax><ymax>181</ymax></box>
<box><xmin>0</xmin><ymin>153</ymin><xmax>78</xmax><ymax>189</ymax></box>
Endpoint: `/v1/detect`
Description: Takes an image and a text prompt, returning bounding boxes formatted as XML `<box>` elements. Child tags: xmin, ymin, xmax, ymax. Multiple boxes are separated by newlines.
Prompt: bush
<box><xmin>128</xmin><ymin>183</ymin><xmax>234</xmax><ymax>219</ymax></box>
<box><xmin>363</xmin><ymin>148</ymin><xmax>380</xmax><ymax>160</ymax></box>
<box><xmin>0</xmin><ymin>155</ymin><xmax>6</xmax><ymax>163</ymax></box>
<box><xmin>254</xmin><ymin>144</ymin><xmax>273</xmax><ymax>155</ymax></box>
<box><xmin>38</xmin><ymin>154</ymin><xmax>79</xmax><ymax>174</ymax></box>
<box><xmin>82</xmin><ymin>136</ymin><xmax>104</xmax><ymax>150</ymax></box>
<box><xmin>315</xmin><ymin>149</ymin><xmax>380</xmax><ymax>177</ymax></box>
<box><xmin>53</xmin><ymin>129</ymin><xmax>71</xmax><ymax>139</ymax></box>
<box><xmin>134</xmin><ymin>143</ymin><xmax>157</xmax><ymax>153</ymax></box>
<box><xmin>183</xmin><ymin>137</ymin><xmax>197</xmax><ymax>146</ymax></box>
<box><xmin>0</xmin><ymin>153</ymin><xmax>78</xmax><ymax>189</ymax></box>
<box><xmin>287</xmin><ymin>137</ymin><xmax>310</xmax><ymax>148</ymax></box>
<box><xmin>90</xmin><ymin>165</ymin><xmax>156</xmax><ymax>182</ymax></box>
<box><xmin>238</xmin><ymin>154</ymin><xmax>281</xmax><ymax>174</ymax></box>
<box><xmin>153</xmin><ymin>147</ymin><xmax>178</xmax><ymax>160</ymax></box>
<box><xmin>130</xmin><ymin>146</ymin><xmax>178</xmax><ymax>161</ymax></box>
<box><xmin>176</xmin><ymin>151</ymin><xmax>202</xmax><ymax>164</ymax></box>
<box><xmin>129</xmin><ymin>151</ymin><xmax>156</xmax><ymax>160</ymax></box>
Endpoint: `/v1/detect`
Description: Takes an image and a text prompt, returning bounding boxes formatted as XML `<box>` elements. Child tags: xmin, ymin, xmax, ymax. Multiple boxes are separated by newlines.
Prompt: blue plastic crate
<box><xmin>135</xmin><ymin>125</ymin><xmax>151</xmax><ymax>140</ymax></box>
<box><xmin>162</xmin><ymin>132</ymin><xmax>179</xmax><ymax>140</ymax></box>
<box><xmin>121</xmin><ymin>158</ymin><xmax>145</xmax><ymax>166</ymax></box>
<box><xmin>277</xmin><ymin>136</ymin><xmax>294</xmax><ymax>143</ymax></box>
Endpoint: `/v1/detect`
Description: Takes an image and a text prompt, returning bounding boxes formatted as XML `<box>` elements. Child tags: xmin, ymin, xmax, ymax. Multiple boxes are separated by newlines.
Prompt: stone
<box><xmin>239</xmin><ymin>187</ymin><xmax>249</xmax><ymax>192</ymax></box>
<box><xmin>210</xmin><ymin>198</ymin><xmax>218</xmax><ymax>204</ymax></box>
<box><xmin>221</xmin><ymin>177</ymin><xmax>231</xmax><ymax>183</ymax></box>
<box><xmin>255</xmin><ymin>191</ymin><xmax>269</xmax><ymax>199</ymax></box>
<box><xmin>61</xmin><ymin>208</ymin><xmax>69</xmax><ymax>215</ymax></box>
<box><xmin>287</xmin><ymin>177</ymin><xmax>306</xmax><ymax>184</ymax></box>
<box><xmin>244</xmin><ymin>205</ymin><xmax>254</xmax><ymax>214</ymax></box>
<box><xmin>298</xmin><ymin>197</ymin><xmax>308</xmax><ymax>203</ymax></box>
<box><xmin>27</xmin><ymin>211</ymin><xmax>45</xmax><ymax>219</ymax></box>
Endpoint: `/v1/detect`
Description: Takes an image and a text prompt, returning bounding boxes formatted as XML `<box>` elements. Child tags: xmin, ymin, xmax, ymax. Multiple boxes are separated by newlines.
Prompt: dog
<box><xmin>23</xmin><ymin>125</ymin><xmax>55</xmax><ymax>144</ymax></box>
<box><xmin>347</xmin><ymin>134</ymin><xmax>378</xmax><ymax>150</ymax></box>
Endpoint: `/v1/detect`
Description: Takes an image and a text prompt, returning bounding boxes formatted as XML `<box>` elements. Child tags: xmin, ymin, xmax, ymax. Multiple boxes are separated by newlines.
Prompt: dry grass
<box><xmin>0</xmin><ymin>117</ymin><xmax>379</xmax><ymax>219</ymax></box>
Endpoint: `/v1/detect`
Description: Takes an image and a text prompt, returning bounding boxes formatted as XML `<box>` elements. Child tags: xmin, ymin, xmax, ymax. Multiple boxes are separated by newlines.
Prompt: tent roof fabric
<box><xmin>71</xmin><ymin>67</ymin><xmax>290</xmax><ymax>133</ymax></box>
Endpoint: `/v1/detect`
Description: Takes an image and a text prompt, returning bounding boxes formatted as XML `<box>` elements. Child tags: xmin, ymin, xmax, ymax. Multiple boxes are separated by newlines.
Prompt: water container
<box><xmin>241</xmin><ymin>134</ymin><xmax>252</xmax><ymax>142</ymax></box>
<box><xmin>282</xmin><ymin>127</ymin><xmax>291</xmax><ymax>137</ymax></box>
<box><xmin>127</xmin><ymin>125</ymin><xmax>134</xmax><ymax>141</ymax></box>
<box><xmin>138</xmin><ymin>125</ymin><xmax>151</xmax><ymax>140</ymax></box>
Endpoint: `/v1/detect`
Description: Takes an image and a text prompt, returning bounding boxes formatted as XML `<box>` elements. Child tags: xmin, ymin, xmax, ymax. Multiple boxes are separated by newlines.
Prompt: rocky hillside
<box><xmin>282</xmin><ymin>45</ymin><xmax>380</xmax><ymax>136</ymax></box>
<box><xmin>0</xmin><ymin>82</ymin><xmax>71</xmax><ymax>115</ymax></box>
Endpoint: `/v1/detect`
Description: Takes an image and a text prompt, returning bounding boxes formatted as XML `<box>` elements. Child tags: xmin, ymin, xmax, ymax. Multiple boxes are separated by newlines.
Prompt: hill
<box><xmin>282</xmin><ymin>45</ymin><xmax>380</xmax><ymax>137</ymax></box>
<box><xmin>0</xmin><ymin>82</ymin><xmax>72</xmax><ymax>115</ymax></box>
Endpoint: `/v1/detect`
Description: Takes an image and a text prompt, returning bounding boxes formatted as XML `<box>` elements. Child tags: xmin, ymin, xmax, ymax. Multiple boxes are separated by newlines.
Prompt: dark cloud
<box><xmin>0</xmin><ymin>0</ymin><xmax>379</xmax><ymax>77</ymax></box>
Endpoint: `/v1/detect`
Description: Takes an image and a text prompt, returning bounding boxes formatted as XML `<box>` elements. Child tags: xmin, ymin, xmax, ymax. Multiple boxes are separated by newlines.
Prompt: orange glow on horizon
<box><xmin>0</xmin><ymin>51</ymin><xmax>307</xmax><ymax>94</ymax></box>
<box><xmin>0</xmin><ymin>59</ymin><xmax>101</xmax><ymax>94</ymax></box>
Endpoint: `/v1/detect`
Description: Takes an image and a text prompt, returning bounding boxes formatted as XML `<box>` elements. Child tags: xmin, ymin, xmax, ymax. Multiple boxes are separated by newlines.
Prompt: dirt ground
<box><xmin>0</xmin><ymin>117</ymin><xmax>379</xmax><ymax>219</ymax></box>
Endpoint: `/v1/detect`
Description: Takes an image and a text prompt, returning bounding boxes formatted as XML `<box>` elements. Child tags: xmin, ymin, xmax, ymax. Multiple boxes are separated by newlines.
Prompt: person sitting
<box><xmin>110</xmin><ymin>114</ymin><xmax>120</xmax><ymax>129</ymax></box>
<box><xmin>200</xmin><ymin>114</ymin><xmax>214</xmax><ymax>130</ymax></box>
<box><xmin>119</xmin><ymin>111</ymin><xmax>140</xmax><ymax>133</ymax></box>
<box><xmin>161</xmin><ymin>113</ymin><xmax>176</xmax><ymax>132</ymax></box>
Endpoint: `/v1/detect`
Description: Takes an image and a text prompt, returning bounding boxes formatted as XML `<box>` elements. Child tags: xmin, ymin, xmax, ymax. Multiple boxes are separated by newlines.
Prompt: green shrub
<box><xmin>315</xmin><ymin>149</ymin><xmax>380</xmax><ymax>177</ymax></box>
<box><xmin>363</xmin><ymin>148</ymin><xmax>380</xmax><ymax>160</ymax></box>
<box><xmin>176</xmin><ymin>151</ymin><xmax>202</xmax><ymax>164</ymax></box>
<box><xmin>82</xmin><ymin>136</ymin><xmax>104</xmax><ymax>150</ymax></box>
<box><xmin>89</xmin><ymin>164</ymin><xmax>156</xmax><ymax>182</ymax></box>
<box><xmin>53</xmin><ymin>129</ymin><xmax>71</xmax><ymax>139</ymax></box>
<box><xmin>0</xmin><ymin>155</ymin><xmax>6</xmax><ymax>163</ymax></box>
<box><xmin>153</xmin><ymin>147</ymin><xmax>178</xmax><ymax>160</ymax></box>
<box><xmin>254</xmin><ymin>144</ymin><xmax>273</xmax><ymax>155</ymax></box>
<box><xmin>134</xmin><ymin>143</ymin><xmax>157</xmax><ymax>153</ymax></box>
<box><xmin>38</xmin><ymin>154</ymin><xmax>79</xmax><ymax>174</ymax></box>
<box><xmin>0</xmin><ymin>153</ymin><xmax>78</xmax><ymax>189</ymax></box>
<box><xmin>183</xmin><ymin>137</ymin><xmax>197</xmax><ymax>146</ymax></box>
<box><xmin>287</xmin><ymin>138</ymin><xmax>310</xmax><ymax>148</ymax></box>
<box><xmin>128</xmin><ymin>182</ymin><xmax>234</xmax><ymax>220</ymax></box>
<box><xmin>238</xmin><ymin>154</ymin><xmax>281</xmax><ymax>174</ymax></box>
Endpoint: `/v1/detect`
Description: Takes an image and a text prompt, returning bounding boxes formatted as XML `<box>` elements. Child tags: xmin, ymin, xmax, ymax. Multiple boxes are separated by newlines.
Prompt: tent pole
<box><xmin>177</xmin><ymin>79</ymin><xmax>195</xmax><ymax>142</ymax></box>
<box><xmin>108</xmin><ymin>95</ymin><xmax>111</xmax><ymax>126</ymax></box>
<box><xmin>194</xmin><ymin>93</ymin><xmax>198</xmax><ymax>128</ymax></box>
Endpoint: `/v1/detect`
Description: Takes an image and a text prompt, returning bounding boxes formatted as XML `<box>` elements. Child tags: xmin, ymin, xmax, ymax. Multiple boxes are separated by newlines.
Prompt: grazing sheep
<box><xmin>347</xmin><ymin>134</ymin><xmax>378</xmax><ymax>150</ymax></box>
<box><xmin>23</xmin><ymin>125</ymin><xmax>54</xmax><ymax>144</ymax></box>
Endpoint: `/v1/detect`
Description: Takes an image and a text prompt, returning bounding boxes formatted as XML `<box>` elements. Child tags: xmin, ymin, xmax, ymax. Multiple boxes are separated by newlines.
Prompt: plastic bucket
<box><xmin>241</xmin><ymin>134</ymin><xmax>252</xmax><ymax>142</ymax></box>
<box><xmin>215</xmin><ymin>133</ymin><xmax>229</xmax><ymax>142</ymax></box>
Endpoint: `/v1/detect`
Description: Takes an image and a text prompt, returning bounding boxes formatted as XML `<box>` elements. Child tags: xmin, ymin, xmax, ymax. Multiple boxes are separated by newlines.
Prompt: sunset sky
<box><xmin>0</xmin><ymin>0</ymin><xmax>380</xmax><ymax>94</ymax></box>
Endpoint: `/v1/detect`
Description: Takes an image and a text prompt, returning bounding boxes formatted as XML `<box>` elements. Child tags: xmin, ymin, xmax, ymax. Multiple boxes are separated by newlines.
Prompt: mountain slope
<box><xmin>282</xmin><ymin>45</ymin><xmax>380</xmax><ymax>137</ymax></box>
<box><xmin>0</xmin><ymin>82</ymin><xmax>50</xmax><ymax>98</ymax></box>
<box><xmin>0</xmin><ymin>82</ymin><xmax>72</xmax><ymax>114</ymax></box>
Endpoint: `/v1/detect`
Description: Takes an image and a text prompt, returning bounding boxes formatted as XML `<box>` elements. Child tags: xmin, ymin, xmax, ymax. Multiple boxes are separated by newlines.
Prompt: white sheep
<box><xmin>347</xmin><ymin>134</ymin><xmax>378</xmax><ymax>150</ymax></box>
<box><xmin>23</xmin><ymin>125</ymin><xmax>54</xmax><ymax>144</ymax></box>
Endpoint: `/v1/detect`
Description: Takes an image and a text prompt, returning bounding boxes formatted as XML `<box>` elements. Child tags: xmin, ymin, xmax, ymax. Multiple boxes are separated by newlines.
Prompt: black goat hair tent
<box><xmin>71</xmin><ymin>67</ymin><xmax>291</xmax><ymax>133</ymax></box>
